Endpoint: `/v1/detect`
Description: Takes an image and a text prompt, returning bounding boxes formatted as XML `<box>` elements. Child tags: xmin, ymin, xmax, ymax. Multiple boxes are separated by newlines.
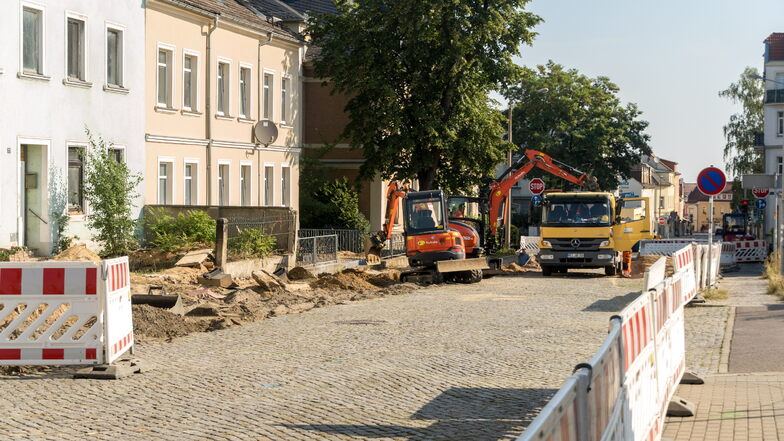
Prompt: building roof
<box><xmin>170</xmin><ymin>0</ymin><xmax>303</xmax><ymax>42</ymax></box>
<box><xmin>278</xmin><ymin>0</ymin><xmax>337</xmax><ymax>16</ymax></box>
<box><xmin>659</xmin><ymin>158</ymin><xmax>678</xmax><ymax>173</ymax></box>
<box><xmin>766</xmin><ymin>33</ymin><xmax>784</xmax><ymax>62</ymax></box>
<box><xmin>245</xmin><ymin>0</ymin><xmax>304</xmax><ymax>21</ymax></box>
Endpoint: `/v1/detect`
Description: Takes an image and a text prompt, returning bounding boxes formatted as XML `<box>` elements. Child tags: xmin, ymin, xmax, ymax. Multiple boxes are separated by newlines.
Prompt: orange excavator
<box><xmin>366</xmin><ymin>183</ymin><xmax>487</xmax><ymax>284</ymax></box>
<box><xmin>449</xmin><ymin>149</ymin><xmax>597</xmax><ymax>254</ymax></box>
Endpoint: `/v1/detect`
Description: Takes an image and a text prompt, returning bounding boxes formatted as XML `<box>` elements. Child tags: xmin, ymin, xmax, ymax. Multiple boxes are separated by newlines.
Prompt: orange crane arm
<box><xmin>487</xmin><ymin>150</ymin><xmax>596</xmax><ymax>236</ymax></box>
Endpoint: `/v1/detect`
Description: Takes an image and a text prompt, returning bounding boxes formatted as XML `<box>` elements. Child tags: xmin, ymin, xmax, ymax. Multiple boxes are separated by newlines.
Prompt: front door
<box><xmin>19</xmin><ymin>144</ymin><xmax>49</xmax><ymax>255</ymax></box>
<box><xmin>612</xmin><ymin>197</ymin><xmax>652</xmax><ymax>252</ymax></box>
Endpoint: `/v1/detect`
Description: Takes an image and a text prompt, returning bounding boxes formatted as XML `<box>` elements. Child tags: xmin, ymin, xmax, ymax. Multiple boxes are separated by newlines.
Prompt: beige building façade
<box><xmin>145</xmin><ymin>0</ymin><xmax>303</xmax><ymax>211</ymax></box>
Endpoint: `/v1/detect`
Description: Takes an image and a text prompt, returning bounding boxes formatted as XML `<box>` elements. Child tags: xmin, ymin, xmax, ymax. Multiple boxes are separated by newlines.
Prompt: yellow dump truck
<box><xmin>537</xmin><ymin>192</ymin><xmax>652</xmax><ymax>276</ymax></box>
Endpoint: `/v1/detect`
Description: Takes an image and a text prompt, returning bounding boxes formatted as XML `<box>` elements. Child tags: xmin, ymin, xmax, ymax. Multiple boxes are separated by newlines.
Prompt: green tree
<box><xmin>307</xmin><ymin>0</ymin><xmax>541</xmax><ymax>193</ymax></box>
<box><xmin>509</xmin><ymin>62</ymin><xmax>652</xmax><ymax>190</ymax></box>
<box><xmin>82</xmin><ymin>130</ymin><xmax>142</xmax><ymax>256</ymax></box>
<box><xmin>718</xmin><ymin>66</ymin><xmax>764</xmax><ymax>178</ymax></box>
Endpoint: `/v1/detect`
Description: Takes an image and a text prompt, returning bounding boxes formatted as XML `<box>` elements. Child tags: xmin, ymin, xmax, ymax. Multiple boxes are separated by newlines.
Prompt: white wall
<box><xmin>0</xmin><ymin>0</ymin><xmax>145</xmax><ymax>253</ymax></box>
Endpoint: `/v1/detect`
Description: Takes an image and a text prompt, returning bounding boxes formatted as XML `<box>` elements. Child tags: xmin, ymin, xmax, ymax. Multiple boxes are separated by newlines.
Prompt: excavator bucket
<box><xmin>131</xmin><ymin>285</ymin><xmax>184</xmax><ymax>315</ymax></box>
<box><xmin>364</xmin><ymin>233</ymin><xmax>386</xmax><ymax>265</ymax></box>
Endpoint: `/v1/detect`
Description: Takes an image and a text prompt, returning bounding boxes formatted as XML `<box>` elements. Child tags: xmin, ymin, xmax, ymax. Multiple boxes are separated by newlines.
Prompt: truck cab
<box><xmin>537</xmin><ymin>192</ymin><xmax>651</xmax><ymax>276</ymax></box>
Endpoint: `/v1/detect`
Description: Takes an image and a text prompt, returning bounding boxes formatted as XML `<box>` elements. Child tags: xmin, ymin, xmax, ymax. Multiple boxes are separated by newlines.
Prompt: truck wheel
<box><xmin>605</xmin><ymin>265</ymin><xmax>617</xmax><ymax>276</ymax></box>
<box><xmin>542</xmin><ymin>266</ymin><xmax>553</xmax><ymax>277</ymax></box>
<box><xmin>460</xmin><ymin>269</ymin><xmax>483</xmax><ymax>284</ymax></box>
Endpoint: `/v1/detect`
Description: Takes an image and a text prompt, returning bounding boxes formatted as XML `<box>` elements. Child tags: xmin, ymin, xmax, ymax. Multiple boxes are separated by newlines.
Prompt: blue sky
<box><xmin>504</xmin><ymin>0</ymin><xmax>784</xmax><ymax>182</ymax></box>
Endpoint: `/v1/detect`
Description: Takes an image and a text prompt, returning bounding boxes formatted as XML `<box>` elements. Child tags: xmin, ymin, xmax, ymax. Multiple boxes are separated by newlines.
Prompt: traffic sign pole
<box><xmin>707</xmin><ymin>195</ymin><xmax>714</xmax><ymax>288</ymax></box>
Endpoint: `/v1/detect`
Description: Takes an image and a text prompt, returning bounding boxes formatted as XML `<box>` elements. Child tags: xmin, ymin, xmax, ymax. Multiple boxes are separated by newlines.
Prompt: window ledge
<box><xmin>17</xmin><ymin>71</ymin><xmax>51</xmax><ymax>82</ymax></box>
<box><xmin>280</xmin><ymin>124</ymin><xmax>293</xmax><ymax>129</ymax></box>
<box><xmin>181</xmin><ymin>110</ymin><xmax>203</xmax><ymax>117</ymax></box>
<box><xmin>237</xmin><ymin>117</ymin><xmax>255</xmax><ymax>124</ymax></box>
<box><xmin>63</xmin><ymin>78</ymin><xmax>92</xmax><ymax>89</ymax></box>
<box><xmin>215</xmin><ymin>114</ymin><xmax>234</xmax><ymax>121</ymax></box>
<box><xmin>104</xmin><ymin>84</ymin><xmax>130</xmax><ymax>94</ymax></box>
<box><xmin>155</xmin><ymin>106</ymin><xmax>178</xmax><ymax>114</ymax></box>
<box><xmin>68</xmin><ymin>213</ymin><xmax>86</xmax><ymax>221</ymax></box>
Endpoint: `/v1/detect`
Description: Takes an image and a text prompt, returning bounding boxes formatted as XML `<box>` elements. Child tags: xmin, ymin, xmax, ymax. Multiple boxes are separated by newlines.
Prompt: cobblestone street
<box><xmin>0</xmin><ymin>272</ymin><xmax>640</xmax><ymax>441</ymax></box>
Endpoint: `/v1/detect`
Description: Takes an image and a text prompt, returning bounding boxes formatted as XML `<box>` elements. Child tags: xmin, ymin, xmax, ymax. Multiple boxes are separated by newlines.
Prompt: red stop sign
<box><xmin>752</xmin><ymin>188</ymin><xmax>770</xmax><ymax>198</ymax></box>
<box><xmin>529</xmin><ymin>178</ymin><xmax>545</xmax><ymax>195</ymax></box>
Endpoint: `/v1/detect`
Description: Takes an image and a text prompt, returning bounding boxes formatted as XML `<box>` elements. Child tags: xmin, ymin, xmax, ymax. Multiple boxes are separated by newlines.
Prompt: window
<box><xmin>263</xmin><ymin>73</ymin><xmax>273</xmax><ymax>120</ymax></box>
<box><xmin>240</xmin><ymin>164</ymin><xmax>251</xmax><ymax>206</ymax></box>
<box><xmin>217</xmin><ymin>61</ymin><xmax>230</xmax><ymax>115</ymax></box>
<box><xmin>68</xmin><ymin>147</ymin><xmax>84</xmax><ymax>212</ymax></box>
<box><xmin>183</xmin><ymin>53</ymin><xmax>197</xmax><ymax>111</ymax></box>
<box><xmin>157</xmin><ymin>47</ymin><xmax>173</xmax><ymax>107</ymax></box>
<box><xmin>281</xmin><ymin>166</ymin><xmax>291</xmax><ymax>207</ymax></box>
<box><xmin>778</xmin><ymin>111</ymin><xmax>784</xmax><ymax>136</ymax></box>
<box><xmin>659</xmin><ymin>196</ymin><xmax>665</xmax><ymax>209</ymax></box>
<box><xmin>776</xmin><ymin>72</ymin><xmax>784</xmax><ymax>87</ymax></box>
<box><xmin>239</xmin><ymin>66</ymin><xmax>251</xmax><ymax>119</ymax></box>
<box><xmin>281</xmin><ymin>77</ymin><xmax>289</xmax><ymax>124</ymax></box>
<box><xmin>67</xmin><ymin>17</ymin><xmax>85</xmax><ymax>81</ymax></box>
<box><xmin>22</xmin><ymin>6</ymin><xmax>43</xmax><ymax>74</ymax></box>
<box><xmin>109</xmin><ymin>147</ymin><xmax>124</xmax><ymax>163</ymax></box>
<box><xmin>158</xmin><ymin>162</ymin><xmax>172</xmax><ymax>204</ymax></box>
<box><xmin>106</xmin><ymin>27</ymin><xmax>123</xmax><ymax>87</ymax></box>
<box><xmin>264</xmin><ymin>165</ymin><xmax>274</xmax><ymax>205</ymax></box>
<box><xmin>778</xmin><ymin>157</ymin><xmax>783</xmax><ymax>175</ymax></box>
<box><xmin>184</xmin><ymin>162</ymin><xmax>197</xmax><ymax>205</ymax></box>
<box><xmin>218</xmin><ymin>163</ymin><xmax>230</xmax><ymax>205</ymax></box>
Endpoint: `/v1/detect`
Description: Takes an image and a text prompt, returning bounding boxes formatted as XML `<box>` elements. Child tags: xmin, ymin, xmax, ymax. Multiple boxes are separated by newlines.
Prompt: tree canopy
<box><xmin>509</xmin><ymin>62</ymin><xmax>652</xmax><ymax>191</ymax></box>
<box><xmin>719</xmin><ymin>66</ymin><xmax>764</xmax><ymax>178</ymax></box>
<box><xmin>307</xmin><ymin>0</ymin><xmax>541</xmax><ymax>193</ymax></box>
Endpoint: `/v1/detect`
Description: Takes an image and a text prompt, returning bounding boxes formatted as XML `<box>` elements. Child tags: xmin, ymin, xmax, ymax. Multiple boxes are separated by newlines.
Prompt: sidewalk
<box><xmin>663</xmin><ymin>263</ymin><xmax>784</xmax><ymax>441</ymax></box>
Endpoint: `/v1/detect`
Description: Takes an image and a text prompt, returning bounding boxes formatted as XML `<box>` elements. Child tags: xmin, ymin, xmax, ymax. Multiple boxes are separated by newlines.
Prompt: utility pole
<box><xmin>505</xmin><ymin>104</ymin><xmax>513</xmax><ymax>249</ymax></box>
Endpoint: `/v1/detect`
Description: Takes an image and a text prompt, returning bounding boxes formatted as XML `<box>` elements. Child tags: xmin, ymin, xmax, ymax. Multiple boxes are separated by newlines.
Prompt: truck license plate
<box><xmin>567</xmin><ymin>253</ymin><xmax>584</xmax><ymax>258</ymax></box>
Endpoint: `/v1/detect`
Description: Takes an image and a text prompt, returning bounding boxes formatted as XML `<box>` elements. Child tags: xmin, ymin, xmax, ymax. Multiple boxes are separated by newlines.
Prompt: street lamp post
<box><xmin>505</xmin><ymin>88</ymin><xmax>548</xmax><ymax>249</ymax></box>
<box><xmin>747</xmin><ymin>73</ymin><xmax>784</xmax><ymax>273</ymax></box>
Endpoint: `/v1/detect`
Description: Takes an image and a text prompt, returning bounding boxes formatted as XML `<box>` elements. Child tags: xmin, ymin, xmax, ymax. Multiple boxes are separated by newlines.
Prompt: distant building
<box><xmin>684</xmin><ymin>183</ymin><xmax>733</xmax><ymax>233</ymax></box>
<box><xmin>759</xmin><ymin>33</ymin><xmax>784</xmax><ymax>239</ymax></box>
<box><xmin>620</xmin><ymin>155</ymin><xmax>685</xmax><ymax>237</ymax></box>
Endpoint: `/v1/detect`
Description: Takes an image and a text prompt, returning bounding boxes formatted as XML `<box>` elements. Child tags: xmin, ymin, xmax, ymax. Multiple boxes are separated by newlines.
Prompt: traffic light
<box><xmin>741</xmin><ymin>200</ymin><xmax>750</xmax><ymax>212</ymax></box>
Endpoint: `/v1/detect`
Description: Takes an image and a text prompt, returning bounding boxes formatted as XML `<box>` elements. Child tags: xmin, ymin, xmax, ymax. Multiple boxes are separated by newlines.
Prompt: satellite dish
<box><xmin>253</xmin><ymin>120</ymin><xmax>278</xmax><ymax>147</ymax></box>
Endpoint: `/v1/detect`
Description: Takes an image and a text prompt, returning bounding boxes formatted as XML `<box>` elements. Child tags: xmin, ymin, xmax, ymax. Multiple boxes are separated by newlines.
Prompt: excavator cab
<box><xmin>402</xmin><ymin>190</ymin><xmax>466</xmax><ymax>267</ymax></box>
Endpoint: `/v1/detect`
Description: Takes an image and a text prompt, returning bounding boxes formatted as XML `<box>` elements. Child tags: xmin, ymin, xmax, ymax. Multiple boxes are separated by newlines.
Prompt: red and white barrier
<box><xmin>0</xmin><ymin>258</ymin><xmax>133</xmax><ymax>366</ymax></box>
<box><xmin>720</xmin><ymin>243</ymin><xmax>737</xmax><ymax>267</ymax></box>
<box><xmin>518</xmin><ymin>246</ymin><xmax>697</xmax><ymax>441</ymax></box>
<box><xmin>735</xmin><ymin>240</ymin><xmax>766</xmax><ymax>262</ymax></box>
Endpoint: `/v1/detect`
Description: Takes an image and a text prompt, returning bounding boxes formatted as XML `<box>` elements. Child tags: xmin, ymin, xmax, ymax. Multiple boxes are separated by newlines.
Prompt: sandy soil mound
<box><xmin>132</xmin><ymin>304</ymin><xmax>210</xmax><ymax>341</ymax></box>
<box><xmin>129</xmin><ymin>249</ymin><xmax>180</xmax><ymax>272</ymax></box>
<box><xmin>287</xmin><ymin>266</ymin><xmax>315</xmax><ymax>281</ymax></box>
<box><xmin>632</xmin><ymin>255</ymin><xmax>674</xmax><ymax>277</ymax></box>
<box><xmin>310</xmin><ymin>269</ymin><xmax>379</xmax><ymax>291</ymax></box>
<box><xmin>51</xmin><ymin>245</ymin><xmax>100</xmax><ymax>262</ymax></box>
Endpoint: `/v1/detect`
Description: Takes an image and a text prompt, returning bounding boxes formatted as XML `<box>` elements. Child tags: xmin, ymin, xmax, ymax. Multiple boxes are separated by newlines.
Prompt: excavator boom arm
<box><xmin>487</xmin><ymin>150</ymin><xmax>596</xmax><ymax>237</ymax></box>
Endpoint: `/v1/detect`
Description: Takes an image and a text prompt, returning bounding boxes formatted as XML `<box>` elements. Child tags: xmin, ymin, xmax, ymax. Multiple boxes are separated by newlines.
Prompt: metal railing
<box><xmin>381</xmin><ymin>232</ymin><xmax>406</xmax><ymax>258</ymax></box>
<box><xmin>299</xmin><ymin>229</ymin><xmax>366</xmax><ymax>253</ymax></box>
<box><xmin>296</xmin><ymin>234</ymin><xmax>338</xmax><ymax>266</ymax></box>
<box><xmin>226</xmin><ymin>212</ymin><xmax>297</xmax><ymax>254</ymax></box>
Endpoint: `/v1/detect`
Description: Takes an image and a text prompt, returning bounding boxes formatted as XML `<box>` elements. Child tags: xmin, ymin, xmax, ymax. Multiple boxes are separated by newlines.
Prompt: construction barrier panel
<box><xmin>519</xmin><ymin>236</ymin><xmax>541</xmax><ymax>256</ymax></box>
<box><xmin>0</xmin><ymin>258</ymin><xmax>133</xmax><ymax>366</ymax></box>
<box><xmin>734</xmin><ymin>240</ymin><xmax>766</xmax><ymax>262</ymax></box>
<box><xmin>719</xmin><ymin>242</ymin><xmax>737</xmax><ymax>267</ymax></box>
<box><xmin>518</xmin><ymin>247</ymin><xmax>695</xmax><ymax>441</ymax></box>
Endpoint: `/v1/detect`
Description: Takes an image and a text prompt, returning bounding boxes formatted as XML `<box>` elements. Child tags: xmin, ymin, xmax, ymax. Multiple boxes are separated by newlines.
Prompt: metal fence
<box><xmin>299</xmin><ymin>229</ymin><xmax>366</xmax><ymax>253</ymax></box>
<box><xmin>226</xmin><ymin>212</ymin><xmax>297</xmax><ymax>254</ymax></box>
<box><xmin>382</xmin><ymin>232</ymin><xmax>406</xmax><ymax>258</ymax></box>
<box><xmin>296</xmin><ymin>234</ymin><xmax>338</xmax><ymax>266</ymax></box>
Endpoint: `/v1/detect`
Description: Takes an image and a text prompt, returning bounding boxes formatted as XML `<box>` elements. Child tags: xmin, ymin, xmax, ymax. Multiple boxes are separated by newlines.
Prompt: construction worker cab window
<box><xmin>543</xmin><ymin>199</ymin><xmax>611</xmax><ymax>226</ymax></box>
<box><xmin>406</xmin><ymin>197</ymin><xmax>445</xmax><ymax>233</ymax></box>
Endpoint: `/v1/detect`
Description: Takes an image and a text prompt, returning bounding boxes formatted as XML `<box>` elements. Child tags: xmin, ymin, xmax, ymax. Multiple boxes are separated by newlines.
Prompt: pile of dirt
<box><xmin>502</xmin><ymin>262</ymin><xmax>528</xmax><ymax>272</ymax></box>
<box><xmin>309</xmin><ymin>268</ymin><xmax>391</xmax><ymax>291</ymax></box>
<box><xmin>132</xmin><ymin>304</ymin><xmax>210</xmax><ymax>341</ymax></box>
<box><xmin>287</xmin><ymin>266</ymin><xmax>315</xmax><ymax>281</ymax></box>
<box><xmin>129</xmin><ymin>248</ymin><xmax>180</xmax><ymax>271</ymax></box>
<box><xmin>51</xmin><ymin>244</ymin><xmax>100</xmax><ymax>262</ymax></box>
<box><xmin>632</xmin><ymin>255</ymin><xmax>674</xmax><ymax>277</ymax></box>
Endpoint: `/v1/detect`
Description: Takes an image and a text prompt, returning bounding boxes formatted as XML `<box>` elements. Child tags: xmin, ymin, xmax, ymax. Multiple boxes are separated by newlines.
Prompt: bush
<box><xmin>146</xmin><ymin>209</ymin><xmax>216</xmax><ymax>252</ymax></box>
<box><xmin>301</xmin><ymin>177</ymin><xmax>370</xmax><ymax>231</ymax></box>
<box><xmin>229</xmin><ymin>227</ymin><xmax>276</xmax><ymax>258</ymax></box>
<box><xmin>0</xmin><ymin>247</ymin><xmax>26</xmax><ymax>262</ymax></box>
<box><xmin>82</xmin><ymin>130</ymin><xmax>143</xmax><ymax>257</ymax></box>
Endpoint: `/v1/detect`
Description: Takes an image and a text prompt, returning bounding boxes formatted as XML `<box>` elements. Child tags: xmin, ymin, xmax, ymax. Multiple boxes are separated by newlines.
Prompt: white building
<box><xmin>0</xmin><ymin>1</ymin><xmax>145</xmax><ymax>255</ymax></box>
<box><xmin>757</xmin><ymin>33</ymin><xmax>784</xmax><ymax>239</ymax></box>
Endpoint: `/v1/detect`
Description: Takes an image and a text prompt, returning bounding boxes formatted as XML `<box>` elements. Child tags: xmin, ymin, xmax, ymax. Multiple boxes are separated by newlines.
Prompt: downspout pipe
<box><xmin>257</xmin><ymin>31</ymin><xmax>273</xmax><ymax>206</ymax></box>
<box><xmin>206</xmin><ymin>16</ymin><xmax>219</xmax><ymax>206</ymax></box>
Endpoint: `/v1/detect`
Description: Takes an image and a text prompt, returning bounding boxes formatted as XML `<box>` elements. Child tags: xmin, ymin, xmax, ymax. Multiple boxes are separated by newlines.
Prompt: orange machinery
<box><xmin>449</xmin><ymin>149</ymin><xmax>597</xmax><ymax>254</ymax></box>
<box><xmin>366</xmin><ymin>183</ymin><xmax>487</xmax><ymax>284</ymax></box>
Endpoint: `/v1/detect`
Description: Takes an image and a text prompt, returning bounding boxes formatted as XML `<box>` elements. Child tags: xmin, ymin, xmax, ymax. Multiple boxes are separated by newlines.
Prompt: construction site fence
<box><xmin>225</xmin><ymin>214</ymin><xmax>297</xmax><ymax>255</ymax></box>
<box><xmin>299</xmin><ymin>229</ymin><xmax>366</xmax><ymax>254</ymax></box>
<box><xmin>295</xmin><ymin>234</ymin><xmax>338</xmax><ymax>267</ymax></box>
<box><xmin>0</xmin><ymin>257</ymin><xmax>134</xmax><ymax>366</ymax></box>
<box><xmin>517</xmin><ymin>244</ymin><xmax>697</xmax><ymax>441</ymax></box>
<box><xmin>519</xmin><ymin>236</ymin><xmax>541</xmax><ymax>255</ymax></box>
<box><xmin>640</xmin><ymin>240</ymin><xmax>722</xmax><ymax>289</ymax></box>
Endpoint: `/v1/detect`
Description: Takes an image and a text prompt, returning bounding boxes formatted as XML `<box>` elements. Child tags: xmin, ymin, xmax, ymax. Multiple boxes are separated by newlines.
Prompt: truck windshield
<box><xmin>723</xmin><ymin>214</ymin><xmax>746</xmax><ymax>232</ymax></box>
<box><xmin>406</xmin><ymin>197</ymin><xmax>446</xmax><ymax>232</ymax></box>
<box><xmin>543</xmin><ymin>199</ymin><xmax>611</xmax><ymax>226</ymax></box>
